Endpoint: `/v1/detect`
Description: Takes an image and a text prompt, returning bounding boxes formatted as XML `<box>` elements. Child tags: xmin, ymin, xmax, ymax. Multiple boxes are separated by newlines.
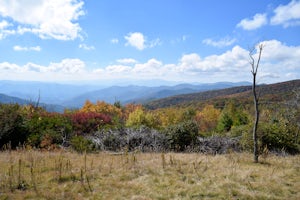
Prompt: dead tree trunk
<box><xmin>249</xmin><ymin>44</ymin><xmax>263</xmax><ymax>163</ymax></box>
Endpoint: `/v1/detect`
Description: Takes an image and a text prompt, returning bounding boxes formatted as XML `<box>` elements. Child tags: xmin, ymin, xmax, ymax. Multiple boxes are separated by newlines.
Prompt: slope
<box><xmin>145</xmin><ymin>79</ymin><xmax>300</xmax><ymax>109</ymax></box>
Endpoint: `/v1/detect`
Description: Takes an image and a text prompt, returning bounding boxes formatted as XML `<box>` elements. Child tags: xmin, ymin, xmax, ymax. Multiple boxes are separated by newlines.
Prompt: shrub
<box><xmin>70</xmin><ymin>112</ymin><xmax>111</xmax><ymax>135</ymax></box>
<box><xmin>70</xmin><ymin>136</ymin><xmax>95</xmax><ymax>153</ymax></box>
<box><xmin>165</xmin><ymin>120</ymin><xmax>198</xmax><ymax>151</ymax></box>
<box><xmin>260</xmin><ymin>122</ymin><xmax>300</xmax><ymax>154</ymax></box>
<box><xmin>229</xmin><ymin>125</ymin><xmax>251</xmax><ymax>137</ymax></box>
<box><xmin>0</xmin><ymin>104</ymin><xmax>28</xmax><ymax>148</ymax></box>
<box><xmin>26</xmin><ymin>112</ymin><xmax>72</xmax><ymax>147</ymax></box>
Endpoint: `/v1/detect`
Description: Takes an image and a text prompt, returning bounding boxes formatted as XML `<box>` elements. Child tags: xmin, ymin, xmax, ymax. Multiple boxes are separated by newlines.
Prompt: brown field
<box><xmin>0</xmin><ymin>150</ymin><xmax>299</xmax><ymax>200</ymax></box>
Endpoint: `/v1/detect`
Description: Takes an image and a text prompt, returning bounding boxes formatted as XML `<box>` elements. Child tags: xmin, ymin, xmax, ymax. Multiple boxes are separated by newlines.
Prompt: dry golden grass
<box><xmin>0</xmin><ymin>150</ymin><xmax>299</xmax><ymax>200</ymax></box>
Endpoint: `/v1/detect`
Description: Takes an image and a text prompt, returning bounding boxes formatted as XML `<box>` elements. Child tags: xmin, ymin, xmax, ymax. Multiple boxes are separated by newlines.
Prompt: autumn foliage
<box><xmin>0</xmin><ymin>94</ymin><xmax>299</xmax><ymax>154</ymax></box>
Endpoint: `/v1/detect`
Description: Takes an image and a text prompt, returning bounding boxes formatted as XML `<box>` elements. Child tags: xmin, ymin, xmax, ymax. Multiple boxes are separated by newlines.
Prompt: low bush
<box><xmin>70</xmin><ymin>135</ymin><xmax>95</xmax><ymax>153</ymax></box>
<box><xmin>260</xmin><ymin>122</ymin><xmax>300</xmax><ymax>154</ymax></box>
<box><xmin>70</xmin><ymin>112</ymin><xmax>112</xmax><ymax>135</ymax></box>
<box><xmin>165</xmin><ymin>120</ymin><xmax>199</xmax><ymax>151</ymax></box>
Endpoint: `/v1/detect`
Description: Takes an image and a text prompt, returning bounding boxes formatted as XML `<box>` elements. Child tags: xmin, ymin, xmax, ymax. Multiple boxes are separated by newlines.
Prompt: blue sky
<box><xmin>0</xmin><ymin>0</ymin><xmax>300</xmax><ymax>84</ymax></box>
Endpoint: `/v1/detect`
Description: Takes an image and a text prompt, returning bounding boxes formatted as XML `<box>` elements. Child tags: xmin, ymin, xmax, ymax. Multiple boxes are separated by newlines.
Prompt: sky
<box><xmin>0</xmin><ymin>0</ymin><xmax>300</xmax><ymax>84</ymax></box>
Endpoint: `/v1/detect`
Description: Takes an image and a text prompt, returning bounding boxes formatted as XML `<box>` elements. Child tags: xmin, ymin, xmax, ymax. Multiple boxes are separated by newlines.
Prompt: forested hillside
<box><xmin>145</xmin><ymin>79</ymin><xmax>300</xmax><ymax>109</ymax></box>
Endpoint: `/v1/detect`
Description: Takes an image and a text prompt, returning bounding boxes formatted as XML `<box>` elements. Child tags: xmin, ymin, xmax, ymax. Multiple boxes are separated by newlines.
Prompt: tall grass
<box><xmin>0</xmin><ymin>150</ymin><xmax>299</xmax><ymax>199</ymax></box>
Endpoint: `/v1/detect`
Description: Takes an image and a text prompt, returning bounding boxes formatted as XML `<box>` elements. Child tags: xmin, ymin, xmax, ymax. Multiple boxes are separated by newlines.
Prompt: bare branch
<box><xmin>255</xmin><ymin>44</ymin><xmax>264</xmax><ymax>74</ymax></box>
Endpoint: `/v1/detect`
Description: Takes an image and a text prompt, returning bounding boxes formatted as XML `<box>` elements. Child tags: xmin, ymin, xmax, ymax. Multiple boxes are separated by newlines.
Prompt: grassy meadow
<box><xmin>0</xmin><ymin>150</ymin><xmax>299</xmax><ymax>200</ymax></box>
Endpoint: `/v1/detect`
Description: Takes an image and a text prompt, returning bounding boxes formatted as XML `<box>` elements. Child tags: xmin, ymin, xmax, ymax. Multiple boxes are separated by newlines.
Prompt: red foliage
<box><xmin>69</xmin><ymin>112</ymin><xmax>112</xmax><ymax>135</ymax></box>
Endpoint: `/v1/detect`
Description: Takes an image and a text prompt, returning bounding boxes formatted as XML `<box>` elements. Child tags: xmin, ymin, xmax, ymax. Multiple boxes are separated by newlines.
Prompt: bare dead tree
<box><xmin>249</xmin><ymin>43</ymin><xmax>263</xmax><ymax>163</ymax></box>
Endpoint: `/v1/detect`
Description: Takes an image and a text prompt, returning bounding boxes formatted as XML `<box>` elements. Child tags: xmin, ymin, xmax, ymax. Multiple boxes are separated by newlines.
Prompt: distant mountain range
<box><xmin>62</xmin><ymin>82</ymin><xmax>251</xmax><ymax>107</ymax></box>
<box><xmin>0</xmin><ymin>93</ymin><xmax>65</xmax><ymax>112</ymax></box>
<box><xmin>1</xmin><ymin>80</ymin><xmax>299</xmax><ymax>112</ymax></box>
<box><xmin>0</xmin><ymin>80</ymin><xmax>251</xmax><ymax>110</ymax></box>
<box><xmin>0</xmin><ymin>80</ymin><xmax>100</xmax><ymax>104</ymax></box>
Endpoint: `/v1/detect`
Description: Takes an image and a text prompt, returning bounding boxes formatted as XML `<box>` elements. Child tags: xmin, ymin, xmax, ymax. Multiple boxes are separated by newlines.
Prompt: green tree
<box><xmin>0</xmin><ymin>104</ymin><xmax>28</xmax><ymax>148</ymax></box>
<box><xmin>217</xmin><ymin>112</ymin><xmax>233</xmax><ymax>132</ymax></box>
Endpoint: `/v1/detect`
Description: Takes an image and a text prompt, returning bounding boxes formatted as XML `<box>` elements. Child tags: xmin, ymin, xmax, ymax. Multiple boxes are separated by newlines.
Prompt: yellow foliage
<box><xmin>80</xmin><ymin>100</ymin><xmax>122</xmax><ymax>118</ymax></box>
<box><xmin>154</xmin><ymin>107</ymin><xmax>186</xmax><ymax>128</ymax></box>
<box><xmin>195</xmin><ymin>104</ymin><xmax>221</xmax><ymax>132</ymax></box>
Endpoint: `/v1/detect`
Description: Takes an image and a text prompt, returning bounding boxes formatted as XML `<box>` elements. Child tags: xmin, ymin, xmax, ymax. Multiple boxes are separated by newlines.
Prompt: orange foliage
<box><xmin>80</xmin><ymin>100</ymin><xmax>122</xmax><ymax>119</ymax></box>
<box><xmin>195</xmin><ymin>105</ymin><xmax>221</xmax><ymax>132</ymax></box>
<box><xmin>122</xmin><ymin>103</ymin><xmax>143</xmax><ymax>120</ymax></box>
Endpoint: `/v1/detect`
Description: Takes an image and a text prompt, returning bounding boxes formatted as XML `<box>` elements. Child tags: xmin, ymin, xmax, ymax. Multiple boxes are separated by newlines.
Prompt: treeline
<box><xmin>0</xmin><ymin>97</ymin><xmax>299</xmax><ymax>154</ymax></box>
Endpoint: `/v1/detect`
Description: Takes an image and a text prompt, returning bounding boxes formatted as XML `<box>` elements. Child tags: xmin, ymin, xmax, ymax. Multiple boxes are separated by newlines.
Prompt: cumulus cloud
<box><xmin>103</xmin><ymin>40</ymin><xmax>299</xmax><ymax>82</ymax></box>
<box><xmin>237</xmin><ymin>13</ymin><xmax>268</xmax><ymax>30</ymax></box>
<box><xmin>0</xmin><ymin>58</ymin><xmax>86</xmax><ymax>78</ymax></box>
<box><xmin>202</xmin><ymin>37</ymin><xmax>236</xmax><ymax>48</ymax></box>
<box><xmin>270</xmin><ymin>0</ymin><xmax>300</xmax><ymax>27</ymax></box>
<box><xmin>133</xmin><ymin>59</ymin><xmax>163</xmax><ymax>74</ymax></box>
<box><xmin>237</xmin><ymin>1</ymin><xmax>300</xmax><ymax>30</ymax></box>
<box><xmin>124</xmin><ymin>32</ymin><xmax>160</xmax><ymax>50</ymax></box>
<box><xmin>13</xmin><ymin>45</ymin><xmax>41</xmax><ymax>52</ymax></box>
<box><xmin>0</xmin><ymin>0</ymin><xmax>85</xmax><ymax>40</ymax></box>
<box><xmin>125</xmin><ymin>32</ymin><xmax>146</xmax><ymax>50</ymax></box>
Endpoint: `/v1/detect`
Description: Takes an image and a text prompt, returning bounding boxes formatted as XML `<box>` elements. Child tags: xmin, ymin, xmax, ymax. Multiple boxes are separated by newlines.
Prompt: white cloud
<box><xmin>48</xmin><ymin>59</ymin><xmax>85</xmax><ymax>73</ymax></box>
<box><xmin>133</xmin><ymin>59</ymin><xmax>163</xmax><ymax>74</ymax></box>
<box><xmin>0</xmin><ymin>0</ymin><xmax>85</xmax><ymax>40</ymax></box>
<box><xmin>79</xmin><ymin>44</ymin><xmax>95</xmax><ymax>50</ymax></box>
<box><xmin>259</xmin><ymin>40</ymin><xmax>300</xmax><ymax>61</ymax></box>
<box><xmin>0</xmin><ymin>62</ymin><xmax>21</xmax><ymax>71</ymax></box>
<box><xmin>125</xmin><ymin>32</ymin><xmax>146</xmax><ymax>50</ymax></box>
<box><xmin>148</xmin><ymin>38</ymin><xmax>162</xmax><ymax>48</ymax></box>
<box><xmin>13</xmin><ymin>45</ymin><xmax>41</xmax><ymax>52</ymax></box>
<box><xmin>202</xmin><ymin>37</ymin><xmax>236</xmax><ymax>48</ymax></box>
<box><xmin>177</xmin><ymin>46</ymin><xmax>249</xmax><ymax>74</ymax></box>
<box><xmin>104</xmin><ymin>65</ymin><xmax>132</xmax><ymax>74</ymax></box>
<box><xmin>124</xmin><ymin>32</ymin><xmax>160</xmax><ymax>50</ymax></box>
<box><xmin>1</xmin><ymin>40</ymin><xmax>299</xmax><ymax>83</ymax></box>
<box><xmin>237</xmin><ymin>13</ymin><xmax>267</xmax><ymax>30</ymax></box>
<box><xmin>116</xmin><ymin>58</ymin><xmax>137</xmax><ymax>64</ymax></box>
<box><xmin>270</xmin><ymin>0</ymin><xmax>300</xmax><ymax>27</ymax></box>
<box><xmin>0</xmin><ymin>58</ymin><xmax>85</xmax><ymax>75</ymax></box>
<box><xmin>0</xmin><ymin>20</ymin><xmax>10</xmax><ymax>29</ymax></box>
<box><xmin>0</xmin><ymin>20</ymin><xmax>15</xmax><ymax>39</ymax></box>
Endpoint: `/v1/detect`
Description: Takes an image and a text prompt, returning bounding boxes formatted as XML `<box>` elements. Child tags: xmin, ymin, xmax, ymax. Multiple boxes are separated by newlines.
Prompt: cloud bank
<box><xmin>1</xmin><ymin>40</ymin><xmax>299</xmax><ymax>83</ymax></box>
